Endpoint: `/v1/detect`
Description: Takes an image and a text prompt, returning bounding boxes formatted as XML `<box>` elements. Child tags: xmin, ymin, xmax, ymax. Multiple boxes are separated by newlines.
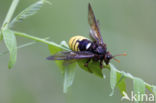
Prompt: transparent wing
<box><xmin>47</xmin><ymin>51</ymin><xmax>95</xmax><ymax>60</ymax></box>
<box><xmin>88</xmin><ymin>3</ymin><xmax>104</xmax><ymax>44</ymax></box>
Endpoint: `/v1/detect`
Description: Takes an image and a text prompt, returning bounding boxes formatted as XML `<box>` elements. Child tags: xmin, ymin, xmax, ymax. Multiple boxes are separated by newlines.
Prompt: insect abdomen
<box><xmin>68</xmin><ymin>35</ymin><xmax>92</xmax><ymax>51</ymax></box>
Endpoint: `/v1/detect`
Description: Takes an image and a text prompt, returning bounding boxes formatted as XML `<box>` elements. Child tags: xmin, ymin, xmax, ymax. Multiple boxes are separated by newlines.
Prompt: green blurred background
<box><xmin>0</xmin><ymin>0</ymin><xmax>156</xmax><ymax>103</ymax></box>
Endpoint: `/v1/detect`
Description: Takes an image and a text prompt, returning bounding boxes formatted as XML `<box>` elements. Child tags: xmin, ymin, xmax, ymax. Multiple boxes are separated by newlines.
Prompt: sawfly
<box><xmin>47</xmin><ymin>3</ymin><xmax>126</xmax><ymax>68</ymax></box>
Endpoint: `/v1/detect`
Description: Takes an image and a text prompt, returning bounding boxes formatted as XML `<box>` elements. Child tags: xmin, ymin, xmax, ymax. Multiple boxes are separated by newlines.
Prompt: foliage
<box><xmin>0</xmin><ymin>0</ymin><xmax>156</xmax><ymax>102</ymax></box>
<box><xmin>2</xmin><ymin>29</ymin><xmax>17</xmax><ymax>68</ymax></box>
<box><xmin>9</xmin><ymin>0</ymin><xmax>47</xmax><ymax>28</ymax></box>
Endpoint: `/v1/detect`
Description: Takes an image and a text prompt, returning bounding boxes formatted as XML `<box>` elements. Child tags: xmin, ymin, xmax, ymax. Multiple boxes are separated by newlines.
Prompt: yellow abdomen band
<box><xmin>68</xmin><ymin>35</ymin><xmax>87</xmax><ymax>51</ymax></box>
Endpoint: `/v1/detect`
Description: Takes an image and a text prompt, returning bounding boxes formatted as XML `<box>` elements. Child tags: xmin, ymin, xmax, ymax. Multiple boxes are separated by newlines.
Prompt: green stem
<box><xmin>13</xmin><ymin>30</ymin><xmax>155</xmax><ymax>95</ymax></box>
<box><xmin>14</xmin><ymin>31</ymin><xmax>69</xmax><ymax>51</ymax></box>
<box><xmin>1</xmin><ymin>0</ymin><xmax>19</xmax><ymax>30</ymax></box>
<box><xmin>105</xmin><ymin>64</ymin><xmax>154</xmax><ymax>94</ymax></box>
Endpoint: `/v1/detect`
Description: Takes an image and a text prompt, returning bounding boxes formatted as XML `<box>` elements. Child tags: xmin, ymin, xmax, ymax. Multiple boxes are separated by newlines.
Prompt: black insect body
<box><xmin>76</xmin><ymin>38</ymin><xmax>110</xmax><ymax>66</ymax></box>
<box><xmin>47</xmin><ymin>3</ymin><xmax>126</xmax><ymax>69</ymax></box>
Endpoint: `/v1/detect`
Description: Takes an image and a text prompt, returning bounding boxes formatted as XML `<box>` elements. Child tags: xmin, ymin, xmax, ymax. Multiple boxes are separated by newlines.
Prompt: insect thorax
<box><xmin>68</xmin><ymin>35</ymin><xmax>92</xmax><ymax>51</ymax></box>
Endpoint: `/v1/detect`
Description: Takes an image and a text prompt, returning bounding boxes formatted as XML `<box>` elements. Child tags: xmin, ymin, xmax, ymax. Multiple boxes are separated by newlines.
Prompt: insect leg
<box><xmin>100</xmin><ymin>60</ymin><xmax>103</xmax><ymax>69</ymax></box>
<box><xmin>84</xmin><ymin>59</ymin><xmax>92</xmax><ymax>73</ymax></box>
<box><xmin>84</xmin><ymin>59</ymin><xmax>91</xmax><ymax>67</ymax></box>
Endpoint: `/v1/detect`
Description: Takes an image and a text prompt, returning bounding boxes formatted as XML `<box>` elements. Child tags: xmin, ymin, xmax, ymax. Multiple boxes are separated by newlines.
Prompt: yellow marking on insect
<box><xmin>68</xmin><ymin>35</ymin><xmax>87</xmax><ymax>51</ymax></box>
<box><xmin>68</xmin><ymin>36</ymin><xmax>75</xmax><ymax>49</ymax></box>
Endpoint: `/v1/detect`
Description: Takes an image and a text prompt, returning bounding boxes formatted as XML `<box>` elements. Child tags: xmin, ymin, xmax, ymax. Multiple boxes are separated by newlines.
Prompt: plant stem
<box><xmin>14</xmin><ymin>31</ymin><xmax>69</xmax><ymax>51</ymax></box>
<box><xmin>13</xmin><ymin>31</ymin><xmax>154</xmax><ymax>94</ymax></box>
<box><xmin>1</xmin><ymin>0</ymin><xmax>19</xmax><ymax>30</ymax></box>
<box><xmin>105</xmin><ymin>64</ymin><xmax>153</xmax><ymax>93</ymax></box>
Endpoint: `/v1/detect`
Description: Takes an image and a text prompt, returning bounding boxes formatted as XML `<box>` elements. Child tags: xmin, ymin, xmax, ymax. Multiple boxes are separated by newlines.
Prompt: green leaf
<box><xmin>63</xmin><ymin>63</ymin><xmax>76</xmax><ymax>93</ymax></box>
<box><xmin>78</xmin><ymin>59</ymin><xmax>103</xmax><ymax>78</ymax></box>
<box><xmin>109</xmin><ymin>64</ymin><xmax>127</xmax><ymax>96</ymax></box>
<box><xmin>2</xmin><ymin>29</ymin><xmax>17</xmax><ymax>69</ymax></box>
<box><xmin>0</xmin><ymin>31</ymin><xmax>3</xmax><ymax>42</ymax></box>
<box><xmin>109</xmin><ymin>64</ymin><xmax>117</xmax><ymax>96</ymax></box>
<box><xmin>9</xmin><ymin>0</ymin><xmax>46</xmax><ymax>27</ymax></box>
<box><xmin>133</xmin><ymin>77</ymin><xmax>145</xmax><ymax>103</ymax></box>
<box><xmin>153</xmin><ymin>86</ymin><xmax>156</xmax><ymax>103</ymax></box>
<box><xmin>116</xmin><ymin>72</ymin><xmax>127</xmax><ymax>96</ymax></box>
<box><xmin>48</xmin><ymin>45</ymin><xmax>66</xmax><ymax>73</ymax></box>
<box><xmin>146</xmin><ymin>85</ymin><xmax>153</xmax><ymax>93</ymax></box>
<box><xmin>48</xmin><ymin>41</ymin><xmax>76</xmax><ymax>93</ymax></box>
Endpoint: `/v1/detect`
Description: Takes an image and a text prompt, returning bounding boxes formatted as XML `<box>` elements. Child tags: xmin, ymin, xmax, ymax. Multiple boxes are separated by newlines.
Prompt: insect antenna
<box><xmin>112</xmin><ymin>53</ymin><xmax>127</xmax><ymax>63</ymax></box>
<box><xmin>113</xmin><ymin>58</ymin><xmax>120</xmax><ymax>63</ymax></box>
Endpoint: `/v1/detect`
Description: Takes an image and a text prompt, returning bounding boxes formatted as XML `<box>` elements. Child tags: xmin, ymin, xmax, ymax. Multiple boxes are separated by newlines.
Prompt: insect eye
<box><xmin>106</xmin><ymin>54</ymin><xmax>112</xmax><ymax>60</ymax></box>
